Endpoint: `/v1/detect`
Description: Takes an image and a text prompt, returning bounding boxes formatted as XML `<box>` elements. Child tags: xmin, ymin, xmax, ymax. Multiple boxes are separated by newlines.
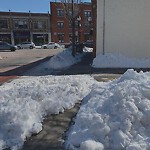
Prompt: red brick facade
<box><xmin>50</xmin><ymin>2</ymin><xmax>93</xmax><ymax>44</ymax></box>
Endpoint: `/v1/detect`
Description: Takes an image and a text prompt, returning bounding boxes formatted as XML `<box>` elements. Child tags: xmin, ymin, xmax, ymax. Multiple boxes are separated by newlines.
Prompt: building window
<box><xmin>57</xmin><ymin>9</ymin><xmax>64</xmax><ymax>17</ymax></box>
<box><xmin>69</xmin><ymin>22</ymin><xmax>72</xmax><ymax>28</ymax></box>
<box><xmin>0</xmin><ymin>19</ymin><xmax>8</xmax><ymax>29</ymax></box>
<box><xmin>84</xmin><ymin>20</ymin><xmax>90</xmax><ymax>28</ymax></box>
<box><xmin>57</xmin><ymin>33</ymin><xmax>64</xmax><ymax>43</ymax></box>
<box><xmin>57</xmin><ymin>22</ymin><xmax>64</xmax><ymax>28</ymax></box>
<box><xmin>84</xmin><ymin>11</ymin><xmax>91</xmax><ymax>18</ymax></box>
<box><xmin>69</xmin><ymin>33</ymin><xmax>72</xmax><ymax>42</ymax></box>
<box><xmin>84</xmin><ymin>34</ymin><xmax>91</xmax><ymax>42</ymax></box>
<box><xmin>69</xmin><ymin>21</ymin><xmax>78</xmax><ymax>28</ymax></box>
<box><xmin>33</xmin><ymin>21</ymin><xmax>47</xmax><ymax>29</ymax></box>
<box><xmin>14</xmin><ymin>19</ymin><xmax>28</xmax><ymax>29</ymax></box>
<box><xmin>68</xmin><ymin>10</ymin><xmax>72</xmax><ymax>17</ymax></box>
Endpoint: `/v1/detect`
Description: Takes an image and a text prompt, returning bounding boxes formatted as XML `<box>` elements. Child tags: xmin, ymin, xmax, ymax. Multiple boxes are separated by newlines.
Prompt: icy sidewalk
<box><xmin>22</xmin><ymin>103</ymin><xmax>81</xmax><ymax>150</ymax></box>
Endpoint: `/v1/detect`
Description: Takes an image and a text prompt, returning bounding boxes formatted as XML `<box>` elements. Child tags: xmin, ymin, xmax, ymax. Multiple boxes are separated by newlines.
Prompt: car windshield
<box><xmin>22</xmin><ymin>42</ymin><xmax>31</xmax><ymax>44</ymax></box>
<box><xmin>0</xmin><ymin>42</ymin><xmax>9</xmax><ymax>45</ymax></box>
<box><xmin>48</xmin><ymin>42</ymin><xmax>54</xmax><ymax>45</ymax></box>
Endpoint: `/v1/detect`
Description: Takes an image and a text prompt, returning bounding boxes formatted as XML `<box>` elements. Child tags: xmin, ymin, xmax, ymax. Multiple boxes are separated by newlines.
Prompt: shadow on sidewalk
<box><xmin>0</xmin><ymin>56</ymin><xmax>52</xmax><ymax>76</ymax></box>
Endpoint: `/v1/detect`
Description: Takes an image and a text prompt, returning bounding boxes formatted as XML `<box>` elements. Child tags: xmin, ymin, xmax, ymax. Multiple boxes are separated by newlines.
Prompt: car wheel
<box><xmin>30</xmin><ymin>46</ymin><xmax>33</xmax><ymax>49</ymax></box>
<box><xmin>54</xmin><ymin>46</ymin><xmax>57</xmax><ymax>49</ymax></box>
<box><xmin>10</xmin><ymin>47</ymin><xmax>16</xmax><ymax>51</ymax></box>
<box><xmin>18</xmin><ymin>46</ymin><xmax>21</xmax><ymax>49</ymax></box>
<box><xmin>43</xmin><ymin>46</ymin><xmax>47</xmax><ymax>49</ymax></box>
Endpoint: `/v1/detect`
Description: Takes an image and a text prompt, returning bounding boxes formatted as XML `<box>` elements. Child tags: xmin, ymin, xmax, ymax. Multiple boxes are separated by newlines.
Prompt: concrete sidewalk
<box><xmin>22</xmin><ymin>103</ymin><xmax>81</xmax><ymax>150</ymax></box>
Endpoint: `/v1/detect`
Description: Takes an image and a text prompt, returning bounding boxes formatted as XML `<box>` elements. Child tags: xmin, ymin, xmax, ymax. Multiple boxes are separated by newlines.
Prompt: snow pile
<box><xmin>25</xmin><ymin>48</ymin><xmax>84</xmax><ymax>75</ymax></box>
<box><xmin>92</xmin><ymin>53</ymin><xmax>150</xmax><ymax>68</ymax></box>
<box><xmin>66</xmin><ymin>69</ymin><xmax>150</xmax><ymax>150</ymax></box>
<box><xmin>83</xmin><ymin>47</ymin><xmax>93</xmax><ymax>52</ymax></box>
<box><xmin>0</xmin><ymin>75</ymin><xmax>95</xmax><ymax>150</ymax></box>
<box><xmin>45</xmin><ymin>49</ymin><xmax>83</xmax><ymax>70</ymax></box>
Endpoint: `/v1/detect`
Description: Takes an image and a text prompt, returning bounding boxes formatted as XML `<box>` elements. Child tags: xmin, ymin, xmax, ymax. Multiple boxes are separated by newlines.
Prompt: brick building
<box><xmin>50</xmin><ymin>2</ymin><xmax>93</xmax><ymax>44</ymax></box>
<box><xmin>0</xmin><ymin>11</ymin><xmax>51</xmax><ymax>45</ymax></box>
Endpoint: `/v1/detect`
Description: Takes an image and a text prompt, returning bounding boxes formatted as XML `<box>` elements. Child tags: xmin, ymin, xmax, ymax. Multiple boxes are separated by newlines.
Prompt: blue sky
<box><xmin>0</xmin><ymin>0</ymin><xmax>91</xmax><ymax>13</ymax></box>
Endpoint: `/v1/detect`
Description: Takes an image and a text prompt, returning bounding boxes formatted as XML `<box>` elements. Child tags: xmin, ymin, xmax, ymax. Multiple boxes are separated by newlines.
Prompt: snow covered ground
<box><xmin>0</xmin><ymin>75</ymin><xmax>96</xmax><ymax>150</ymax></box>
<box><xmin>1</xmin><ymin>69</ymin><xmax>150</xmax><ymax>150</ymax></box>
<box><xmin>92</xmin><ymin>53</ymin><xmax>150</xmax><ymax>68</ymax></box>
<box><xmin>1</xmin><ymin>48</ymin><xmax>150</xmax><ymax>150</ymax></box>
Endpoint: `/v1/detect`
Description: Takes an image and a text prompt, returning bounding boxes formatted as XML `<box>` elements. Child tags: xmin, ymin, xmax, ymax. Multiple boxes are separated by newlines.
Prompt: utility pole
<box><xmin>71</xmin><ymin>0</ymin><xmax>76</xmax><ymax>57</ymax></box>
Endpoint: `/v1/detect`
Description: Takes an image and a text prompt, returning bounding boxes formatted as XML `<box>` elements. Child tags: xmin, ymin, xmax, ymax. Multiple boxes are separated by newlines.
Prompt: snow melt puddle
<box><xmin>0</xmin><ymin>75</ymin><xmax>96</xmax><ymax>150</ymax></box>
<box><xmin>66</xmin><ymin>69</ymin><xmax>150</xmax><ymax>150</ymax></box>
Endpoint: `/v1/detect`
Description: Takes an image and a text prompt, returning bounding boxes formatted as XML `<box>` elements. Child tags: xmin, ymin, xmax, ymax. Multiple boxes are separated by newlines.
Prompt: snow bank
<box><xmin>44</xmin><ymin>49</ymin><xmax>83</xmax><ymax>70</ymax></box>
<box><xmin>0</xmin><ymin>75</ymin><xmax>95</xmax><ymax>150</ymax></box>
<box><xmin>83</xmin><ymin>47</ymin><xmax>93</xmax><ymax>53</ymax></box>
<box><xmin>92</xmin><ymin>53</ymin><xmax>150</xmax><ymax>68</ymax></box>
<box><xmin>66</xmin><ymin>69</ymin><xmax>150</xmax><ymax>150</ymax></box>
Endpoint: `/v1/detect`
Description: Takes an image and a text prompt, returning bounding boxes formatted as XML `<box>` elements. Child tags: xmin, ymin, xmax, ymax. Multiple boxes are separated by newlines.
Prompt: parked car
<box><xmin>58</xmin><ymin>42</ymin><xmax>71</xmax><ymax>48</ymax></box>
<box><xmin>17</xmin><ymin>42</ymin><xmax>35</xmax><ymax>49</ymax></box>
<box><xmin>0</xmin><ymin>41</ymin><xmax>17</xmax><ymax>51</ymax></box>
<box><xmin>83</xmin><ymin>40</ymin><xmax>93</xmax><ymax>48</ymax></box>
<box><xmin>41</xmin><ymin>42</ymin><xmax>61</xmax><ymax>49</ymax></box>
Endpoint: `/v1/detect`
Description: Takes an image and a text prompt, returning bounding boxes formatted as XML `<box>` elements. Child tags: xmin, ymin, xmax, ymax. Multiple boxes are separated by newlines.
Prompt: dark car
<box><xmin>83</xmin><ymin>41</ymin><xmax>93</xmax><ymax>48</ymax></box>
<box><xmin>0</xmin><ymin>41</ymin><xmax>17</xmax><ymax>51</ymax></box>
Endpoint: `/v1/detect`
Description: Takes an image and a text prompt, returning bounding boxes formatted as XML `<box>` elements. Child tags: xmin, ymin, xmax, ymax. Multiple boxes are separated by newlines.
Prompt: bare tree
<box><xmin>60</xmin><ymin>0</ymin><xmax>82</xmax><ymax>57</ymax></box>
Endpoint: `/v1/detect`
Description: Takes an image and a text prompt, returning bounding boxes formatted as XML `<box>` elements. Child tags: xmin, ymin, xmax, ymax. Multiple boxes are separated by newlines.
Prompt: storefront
<box><xmin>13</xmin><ymin>31</ymin><xmax>30</xmax><ymax>44</ymax></box>
<box><xmin>33</xmin><ymin>34</ymin><xmax>48</xmax><ymax>46</ymax></box>
<box><xmin>0</xmin><ymin>34</ymin><xmax>11</xmax><ymax>43</ymax></box>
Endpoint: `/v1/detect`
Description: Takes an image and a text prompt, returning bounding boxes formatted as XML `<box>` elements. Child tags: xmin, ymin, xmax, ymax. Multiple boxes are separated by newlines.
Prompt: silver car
<box><xmin>41</xmin><ymin>42</ymin><xmax>61</xmax><ymax>49</ymax></box>
<box><xmin>17</xmin><ymin>42</ymin><xmax>35</xmax><ymax>49</ymax></box>
<box><xmin>0</xmin><ymin>41</ymin><xmax>17</xmax><ymax>51</ymax></box>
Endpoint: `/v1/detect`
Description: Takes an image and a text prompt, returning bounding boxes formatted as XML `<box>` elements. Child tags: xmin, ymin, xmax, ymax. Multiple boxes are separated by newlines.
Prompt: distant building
<box><xmin>50</xmin><ymin>2</ymin><xmax>93</xmax><ymax>44</ymax></box>
<box><xmin>0</xmin><ymin>11</ymin><xmax>51</xmax><ymax>45</ymax></box>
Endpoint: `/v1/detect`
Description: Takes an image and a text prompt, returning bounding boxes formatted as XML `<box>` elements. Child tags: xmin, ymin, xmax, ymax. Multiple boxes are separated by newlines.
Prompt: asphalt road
<box><xmin>0</xmin><ymin>48</ymin><xmax>63</xmax><ymax>73</ymax></box>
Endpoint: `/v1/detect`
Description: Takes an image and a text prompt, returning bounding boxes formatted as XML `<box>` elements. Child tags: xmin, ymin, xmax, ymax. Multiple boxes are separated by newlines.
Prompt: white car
<box><xmin>41</xmin><ymin>42</ymin><xmax>61</xmax><ymax>49</ymax></box>
<box><xmin>17</xmin><ymin>42</ymin><xmax>35</xmax><ymax>49</ymax></box>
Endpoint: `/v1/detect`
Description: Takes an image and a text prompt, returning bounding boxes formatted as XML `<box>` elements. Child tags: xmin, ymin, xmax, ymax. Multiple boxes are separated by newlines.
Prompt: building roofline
<box><xmin>0</xmin><ymin>11</ymin><xmax>50</xmax><ymax>16</ymax></box>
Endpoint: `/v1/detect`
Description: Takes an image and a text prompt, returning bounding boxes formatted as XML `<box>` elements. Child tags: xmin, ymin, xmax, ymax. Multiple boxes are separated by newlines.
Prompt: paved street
<box><xmin>0</xmin><ymin>48</ymin><xmax>63</xmax><ymax>73</ymax></box>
